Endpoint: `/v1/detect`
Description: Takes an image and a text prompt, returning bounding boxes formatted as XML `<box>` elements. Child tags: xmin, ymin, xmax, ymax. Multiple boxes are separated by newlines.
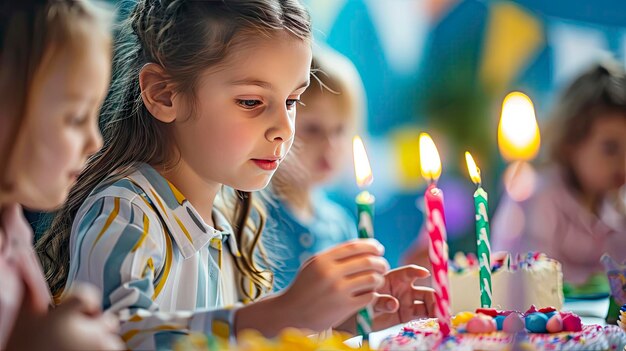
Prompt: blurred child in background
<box><xmin>0</xmin><ymin>0</ymin><xmax>122</xmax><ymax>349</ymax></box>
<box><xmin>492</xmin><ymin>60</ymin><xmax>626</xmax><ymax>296</ymax></box>
<box><xmin>264</xmin><ymin>48</ymin><xmax>365</xmax><ymax>290</ymax></box>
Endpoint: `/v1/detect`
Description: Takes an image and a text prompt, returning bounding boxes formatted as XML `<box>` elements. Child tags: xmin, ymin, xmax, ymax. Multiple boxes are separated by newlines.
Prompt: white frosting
<box><xmin>449</xmin><ymin>257</ymin><xmax>563</xmax><ymax>313</ymax></box>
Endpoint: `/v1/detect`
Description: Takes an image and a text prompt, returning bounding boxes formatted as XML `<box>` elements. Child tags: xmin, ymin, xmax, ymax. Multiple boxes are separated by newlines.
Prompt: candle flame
<box><xmin>353</xmin><ymin>135</ymin><xmax>373</xmax><ymax>188</ymax></box>
<box><xmin>497</xmin><ymin>92</ymin><xmax>541</xmax><ymax>161</ymax></box>
<box><xmin>465</xmin><ymin>151</ymin><xmax>481</xmax><ymax>185</ymax></box>
<box><xmin>419</xmin><ymin>133</ymin><xmax>442</xmax><ymax>182</ymax></box>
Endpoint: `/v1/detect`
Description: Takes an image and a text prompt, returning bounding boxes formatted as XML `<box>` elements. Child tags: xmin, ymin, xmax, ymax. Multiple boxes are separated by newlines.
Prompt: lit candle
<box><xmin>465</xmin><ymin>151</ymin><xmax>493</xmax><ymax>308</ymax></box>
<box><xmin>497</xmin><ymin>92</ymin><xmax>541</xmax><ymax>315</ymax></box>
<box><xmin>419</xmin><ymin>133</ymin><xmax>451</xmax><ymax>335</ymax></box>
<box><xmin>353</xmin><ymin>135</ymin><xmax>375</xmax><ymax>341</ymax></box>
<box><xmin>497</xmin><ymin>92</ymin><xmax>540</xmax><ymax>162</ymax></box>
<box><xmin>497</xmin><ymin>92</ymin><xmax>541</xmax><ymax>201</ymax></box>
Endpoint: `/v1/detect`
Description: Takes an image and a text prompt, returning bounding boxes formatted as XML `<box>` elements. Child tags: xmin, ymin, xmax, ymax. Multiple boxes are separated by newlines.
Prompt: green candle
<box><xmin>466</xmin><ymin>152</ymin><xmax>493</xmax><ymax>308</ymax></box>
<box><xmin>356</xmin><ymin>191</ymin><xmax>375</xmax><ymax>240</ymax></box>
<box><xmin>355</xmin><ymin>190</ymin><xmax>375</xmax><ymax>339</ymax></box>
<box><xmin>353</xmin><ymin>136</ymin><xmax>375</xmax><ymax>343</ymax></box>
<box><xmin>474</xmin><ymin>187</ymin><xmax>492</xmax><ymax>307</ymax></box>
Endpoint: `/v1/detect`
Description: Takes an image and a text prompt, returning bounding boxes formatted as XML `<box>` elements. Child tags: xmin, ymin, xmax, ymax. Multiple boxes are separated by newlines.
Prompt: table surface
<box><xmin>344</xmin><ymin>298</ymin><xmax>611</xmax><ymax>349</ymax></box>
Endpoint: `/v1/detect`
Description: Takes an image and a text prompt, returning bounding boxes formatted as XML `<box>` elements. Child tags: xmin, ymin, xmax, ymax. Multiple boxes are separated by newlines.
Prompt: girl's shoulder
<box><xmin>75</xmin><ymin>165</ymin><xmax>164</xmax><ymax>231</ymax></box>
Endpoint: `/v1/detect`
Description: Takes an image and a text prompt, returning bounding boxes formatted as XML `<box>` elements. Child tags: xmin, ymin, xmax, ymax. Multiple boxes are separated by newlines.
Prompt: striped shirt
<box><xmin>65</xmin><ymin>163</ymin><xmax>248</xmax><ymax>350</ymax></box>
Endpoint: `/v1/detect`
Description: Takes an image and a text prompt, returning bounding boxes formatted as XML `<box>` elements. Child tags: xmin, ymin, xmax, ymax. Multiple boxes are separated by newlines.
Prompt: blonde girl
<box><xmin>0</xmin><ymin>0</ymin><xmax>122</xmax><ymax>349</ymax></box>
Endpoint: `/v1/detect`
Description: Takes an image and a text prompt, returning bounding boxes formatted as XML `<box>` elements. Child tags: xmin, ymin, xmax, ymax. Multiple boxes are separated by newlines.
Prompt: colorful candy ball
<box><xmin>525</xmin><ymin>313</ymin><xmax>548</xmax><ymax>333</ymax></box>
<box><xmin>452</xmin><ymin>312</ymin><xmax>475</xmax><ymax>327</ymax></box>
<box><xmin>466</xmin><ymin>315</ymin><xmax>497</xmax><ymax>334</ymax></box>
<box><xmin>494</xmin><ymin>315</ymin><xmax>505</xmax><ymax>331</ymax></box>
<box><xmin>503</xmin><ymin>312</ymin><xmax>525</xmax><ymax>333</ymax></box>
<box><xmin>546</xmin><ymin>314</ymin><xmax>563</xmax><ymax>333</ymax></box>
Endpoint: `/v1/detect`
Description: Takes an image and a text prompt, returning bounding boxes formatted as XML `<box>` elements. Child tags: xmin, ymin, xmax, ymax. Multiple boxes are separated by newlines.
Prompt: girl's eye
<box><xmin>67</xmin><ymin>115</ymin><xmax>88</xmax><ymax>127</ymax></box>
<box><xmin>303</xmin><ymin>124</ymin><xmax>322</xmax><ymax>135</ymax></box>
<box><xmin>334</xmin><ymin>125</ymin><xmax>345</xmax><ymax>136</ymax></box>
<box><xmin>601</xmin><ymin>140</ymin><xmax>619</xmax><ymax>156</ymax></box>
<box><xmin>237</xmin><ymin>99</ymin><xmax>262</xmax><ymax>109</ymax></box>
<box><xmin>286</xmin><ymin>99</ymin><xmax>302</xmax><ymax>109</ymax></box>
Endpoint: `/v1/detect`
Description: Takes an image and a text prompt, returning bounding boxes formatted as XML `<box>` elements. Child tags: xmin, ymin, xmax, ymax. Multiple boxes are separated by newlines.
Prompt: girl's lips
<box><xmin>252</xmin><ymin>159</ymin><xmax>280</xmax><ymax>171</ymax></box>
<box><xmin>318</xmin><ymin>158</ymin><xmax>332</xmax><ymax>172</ymax></box>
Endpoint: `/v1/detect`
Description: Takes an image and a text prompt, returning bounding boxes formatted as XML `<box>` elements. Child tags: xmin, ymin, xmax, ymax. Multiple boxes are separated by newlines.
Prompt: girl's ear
<box><xmin>139</xmin><ymin>63</ymin><xmax>178</xmax><ymax>123</ymax></box>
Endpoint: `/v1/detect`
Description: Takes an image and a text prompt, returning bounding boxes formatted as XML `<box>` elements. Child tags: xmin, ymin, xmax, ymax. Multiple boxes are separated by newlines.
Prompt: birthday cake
<box><xmin>449</xmin><ymin>252</ymin><xmax>564</xmax><ymax>314</ymax></box>
<box><xmin>379</xmin><ymin>307</ymin><xmax>626</xmax><ymax>351</ymax></box>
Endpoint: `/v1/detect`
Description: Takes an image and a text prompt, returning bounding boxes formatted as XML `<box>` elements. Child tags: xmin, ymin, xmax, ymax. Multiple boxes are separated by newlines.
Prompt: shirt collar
<box><xmin>127</xmin><ymin>163</ymin><xmax>239</xmax><ymax>259</ymax></box>
<box><xmin>212</xmin><ymin>205</ymin><xmax>241</xmax><ymax>257</ymax></box>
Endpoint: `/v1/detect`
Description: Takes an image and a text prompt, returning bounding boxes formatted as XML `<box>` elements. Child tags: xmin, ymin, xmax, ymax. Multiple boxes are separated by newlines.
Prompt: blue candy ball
<box><xmin>494</xmin><ymin>315</ymin><xmax>505</xmax><ymax>331</ymax></box>
<box><xmin>525</xmin><ymin>312</ymin><xmax>548</xmax><ymax>333</ymax></box>
<box><xmin>544</xmin><ymin>311</ymin><xmax>557</xmax><ymax>319</ymax></box>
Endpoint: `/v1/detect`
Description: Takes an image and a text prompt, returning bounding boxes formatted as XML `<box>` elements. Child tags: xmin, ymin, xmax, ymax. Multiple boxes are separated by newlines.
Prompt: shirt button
<box><xmin>299</xmin><ymin>232</ymin><xmax>313</xmax><ymax>248</ymax></box>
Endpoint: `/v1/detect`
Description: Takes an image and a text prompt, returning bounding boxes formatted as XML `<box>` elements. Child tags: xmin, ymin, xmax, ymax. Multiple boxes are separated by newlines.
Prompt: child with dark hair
<box><xmin>493</xmin><ymin>60</ymin><xmax>626</xmax><ymax>294</ymax></box>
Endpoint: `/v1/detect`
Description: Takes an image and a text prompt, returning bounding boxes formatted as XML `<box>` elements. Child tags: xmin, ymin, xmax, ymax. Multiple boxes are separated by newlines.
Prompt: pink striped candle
<box><xmin>425</xmin><ymin>183</ymin><xmax>451</xmax><ymax>335</ymax></box>
<box><xmin>419</xmin><ymin>133</ymin><xmax>451</xmax><ymax>335</ymax></box>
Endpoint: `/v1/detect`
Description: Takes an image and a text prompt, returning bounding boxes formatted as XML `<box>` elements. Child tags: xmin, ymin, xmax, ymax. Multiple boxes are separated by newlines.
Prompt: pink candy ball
<box><xmin>466</xmin><ymin>315</ymin><xmax>497</xmax><ymax>334</ymax></box>
<box><xmin>546</xmin><ymin>315</ymin><xmax>563</xmax><ymax>333</ymax></box>
<box><xmin>503</xmin><ymin>312</ymin><xmax>525</xmax><ymax>333</ymax></box>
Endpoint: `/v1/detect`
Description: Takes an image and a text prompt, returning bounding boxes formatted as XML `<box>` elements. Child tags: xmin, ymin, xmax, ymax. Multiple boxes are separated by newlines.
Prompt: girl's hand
<box><xmin>237</xmin><ymin>239</ymin><xmax>389</xmax><ymax>336</ymax></box>
<box><xmin>235</xmin><ymin>239</ymin><xmax>389</xmax><ymax>337</ymax></box>
<box><xmin>7</xmin><ymin>284</ymin><xmax>125</xmax><ymax>350</ymax></box>
<box><xmin>283</xmin><ymin>239</ymin><xmax>390</xmax><ymax>331</ymax></box>
<box><xmin>370</xmin><ymin>265</ymin><xmax>436</xmax><ymax>331</ymax></box>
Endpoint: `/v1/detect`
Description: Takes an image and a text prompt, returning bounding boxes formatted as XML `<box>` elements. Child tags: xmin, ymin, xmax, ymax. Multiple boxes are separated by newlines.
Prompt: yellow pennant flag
<box><xmin>480</xmin><ymin>2</ymin><xmax>544</xmax><ymax>92</ymax></box>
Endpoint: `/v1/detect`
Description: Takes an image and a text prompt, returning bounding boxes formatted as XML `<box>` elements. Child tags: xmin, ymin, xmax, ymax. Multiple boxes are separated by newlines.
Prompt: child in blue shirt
<box><xmin>265</xmin><ymin>49</ymin><xmax>364</xmax><ymax>290</ymax></box>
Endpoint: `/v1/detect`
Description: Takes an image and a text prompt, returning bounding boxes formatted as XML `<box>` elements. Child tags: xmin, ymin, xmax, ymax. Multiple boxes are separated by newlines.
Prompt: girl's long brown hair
<box><xmin>37</xmin><ymin>0</ymin><xmax>311</xmax><ymax>300</ymax></box>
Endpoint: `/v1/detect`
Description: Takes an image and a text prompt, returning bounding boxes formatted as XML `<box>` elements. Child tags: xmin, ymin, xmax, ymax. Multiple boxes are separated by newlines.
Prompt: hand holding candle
<box><xmin>465</xmin><ymin>151</ymin><xmax>493</xmax><ymax>308</ymax></box>
<box><xmin>353</xmin><ymin>136</ymin><xmax>375</xmax><ymax>341</ymax></box>
<box><xmin>419</xmin><ymin>133</ymin><xmax>451</xmax><ymax>335</ymax></box>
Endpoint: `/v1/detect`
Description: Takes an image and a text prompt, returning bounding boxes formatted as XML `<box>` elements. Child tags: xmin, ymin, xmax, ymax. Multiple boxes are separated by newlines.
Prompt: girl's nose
<box><xmin>86</xmin><ymin>122</ymin><xmax>103</xmax><ymax>156</ymax></box>
<box><xmin>265</xmin><ymin>107</ymin><xmax>295</xmax><ymax>143</ymax></box>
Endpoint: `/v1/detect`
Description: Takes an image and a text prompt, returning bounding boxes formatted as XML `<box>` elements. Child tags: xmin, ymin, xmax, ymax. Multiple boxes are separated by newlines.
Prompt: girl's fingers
<box><xmin>412</xmin><ymin>287</ymin><xmax>437</xmax><ymax>317</ymax></box>
<box><xmin>386</xmin><ymin>265</ymin><xmax>431</xmax><ymax>282</ymax></box>
<box><xmin>411</xmin><ymin>301</ymin><xmax>428</xmax><ymax>319</ymax></box>
<box><xmin>344</xmin><ymin>272</ymin><xmax>385</xmax><ymax>296</ymax></box>
<box><xmin>102</xmin><ymin>312</ymin><xmax>120</xmax><ymax>332</ymax></box>
<box><xmin>59</xmin><ymin>283</ymin><xmax>102</xmax><ymax>316</ymax></box>
<box><xmin>348</xmin><ymin>291</ymin><xmax>378</xmax><ymax>310</ymax></box>
<box><xmin>339</xmin><ymin>255</ymin><xmax>389</xmax><ymax>277</ymax></box>
<box><xmin>325</xmin><ymin>239</ymin><xmax>384</xmax><ymax>261</ymax></box>
<box><xmin>372</xmin><ymin>294</ymin><xmax>399</xmax><ymax>314</ymax></box>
